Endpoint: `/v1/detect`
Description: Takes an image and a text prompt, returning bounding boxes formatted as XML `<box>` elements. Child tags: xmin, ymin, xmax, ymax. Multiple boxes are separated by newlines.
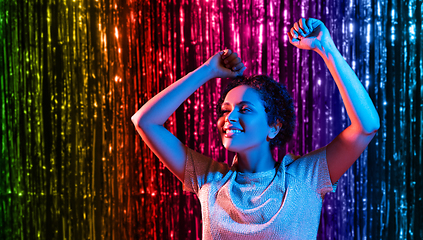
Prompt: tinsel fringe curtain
<box><xmin>0</xmin><ymin>0</ymin><xmax>422</xmax><ymax>239</ymax></box>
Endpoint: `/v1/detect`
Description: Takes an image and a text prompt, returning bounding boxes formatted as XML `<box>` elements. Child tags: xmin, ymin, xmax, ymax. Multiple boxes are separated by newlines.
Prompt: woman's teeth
<box><xmin>226</xmin><ymin>129</ymin><xmax>242</xmax><ymax>133</ymax></box>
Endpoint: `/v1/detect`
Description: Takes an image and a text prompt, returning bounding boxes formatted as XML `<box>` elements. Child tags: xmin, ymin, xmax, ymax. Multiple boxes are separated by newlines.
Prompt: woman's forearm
<box><xmin>131</xmin><ymin>65</ymin><xmax>214</xmax><ymax>127</ymax></box>
<box><xmin>316</xmin><ymin>41</ymin><xmax>380</xmax><ymax>134</ymax></box>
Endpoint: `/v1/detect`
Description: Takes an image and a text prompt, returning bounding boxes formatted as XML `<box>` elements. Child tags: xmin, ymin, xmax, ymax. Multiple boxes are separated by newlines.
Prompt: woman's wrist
<box><xmin>315</xmin><ymin>40</ymin><xmax>338</xmax><ymax>59</ymax></box>
<box><xmin>197</xmin><ymin>63</ymin><xmax>218</xmax><ymax>80</ymax></box>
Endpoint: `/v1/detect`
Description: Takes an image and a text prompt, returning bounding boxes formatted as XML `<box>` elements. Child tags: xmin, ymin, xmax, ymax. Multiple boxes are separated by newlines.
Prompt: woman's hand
<box><xmin>287</xmin><ymin>18</ymin><xmax>334</xmax><ymax>52</ymax></box>
<box><xmin>202</xmin><ymin>49</ymin><xmax>246</xmax><ymax>79</ymax></box>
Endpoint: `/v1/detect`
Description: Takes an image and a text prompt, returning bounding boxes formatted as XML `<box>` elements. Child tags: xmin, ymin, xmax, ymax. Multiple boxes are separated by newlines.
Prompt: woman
<box><xmin>131</xmin><ymin>18</ymin><xmax>380</xmax><ymax>239</ymax></box>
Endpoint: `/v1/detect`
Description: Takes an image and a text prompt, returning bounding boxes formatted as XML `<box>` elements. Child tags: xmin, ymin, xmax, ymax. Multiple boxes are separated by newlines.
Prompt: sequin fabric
<box><xmin>183</xmin><ymin>145</ymin><xmax>337</xmax><ymax>239</ymax></box>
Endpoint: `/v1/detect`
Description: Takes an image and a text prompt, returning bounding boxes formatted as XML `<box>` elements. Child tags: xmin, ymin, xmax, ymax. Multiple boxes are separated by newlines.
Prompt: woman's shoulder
<box><xmin>185</xmin><ymin>146</ymin><xmax>231</xmax><ymax>174</ymax></box>
<box><xmin>283</xmin><ymin>146</ymin><xmax>327</xmax><ymax>176</ymax></box>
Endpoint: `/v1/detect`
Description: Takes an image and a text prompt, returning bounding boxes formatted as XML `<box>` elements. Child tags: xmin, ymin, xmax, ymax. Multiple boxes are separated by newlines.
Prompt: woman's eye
<box><xmin>220</xmin><ymin>108</ymin><xmax>250</xmax><ymax>115</ymax></box>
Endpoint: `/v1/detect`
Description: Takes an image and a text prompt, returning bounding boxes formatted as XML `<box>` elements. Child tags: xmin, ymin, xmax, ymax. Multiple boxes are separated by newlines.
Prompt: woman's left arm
<box><xmin>288</xmin><ymin>18</ymin><xmax>380</xmax><ymax>183</ymax></box>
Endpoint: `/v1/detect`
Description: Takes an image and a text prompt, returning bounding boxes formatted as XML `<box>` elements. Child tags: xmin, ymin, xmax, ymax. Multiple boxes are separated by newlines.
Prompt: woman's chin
<box><xmin>223</xmin><ymin>141</ymin><xmax>243</xmax><ymax>152</ymax></box>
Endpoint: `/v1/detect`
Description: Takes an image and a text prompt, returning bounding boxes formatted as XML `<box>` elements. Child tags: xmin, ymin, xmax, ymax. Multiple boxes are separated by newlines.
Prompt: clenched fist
<box><xmin>202</xmin><ymin>49</ymin><xmax>246</xmax><ymax>79</ymax></box>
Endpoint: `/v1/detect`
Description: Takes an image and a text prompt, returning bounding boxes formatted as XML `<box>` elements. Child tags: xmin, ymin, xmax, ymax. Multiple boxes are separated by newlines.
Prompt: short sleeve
<box><xmin>285</xmin><ymin>145</ymin><xmax>337</xmax><ymax>197</ymax></box>
<box><xmin>183</xmin><ymin>146</ymin><xmax>230</xmax><ymax>195</ymax></box>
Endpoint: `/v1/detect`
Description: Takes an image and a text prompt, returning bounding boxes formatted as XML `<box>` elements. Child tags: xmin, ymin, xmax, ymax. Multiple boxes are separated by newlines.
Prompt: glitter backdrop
<box><xmin>1</xmin><ymin>0</ymin><xmax>422</xmax><ymax>239</ymax></box>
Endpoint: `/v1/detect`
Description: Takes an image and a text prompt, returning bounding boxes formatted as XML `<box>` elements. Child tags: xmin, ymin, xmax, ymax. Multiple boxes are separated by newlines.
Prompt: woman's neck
<box><xmin>235</xmin><ymin>145</ymin><xmax>276</xmax><ymax>173</ymax></box>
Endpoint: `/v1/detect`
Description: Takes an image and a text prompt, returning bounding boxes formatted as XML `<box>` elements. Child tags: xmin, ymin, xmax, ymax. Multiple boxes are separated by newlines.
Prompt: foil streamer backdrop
<box><xmin>0</xmin><ymin>0</ymin><xmax>422</xmax><ymax>239</ymax></box>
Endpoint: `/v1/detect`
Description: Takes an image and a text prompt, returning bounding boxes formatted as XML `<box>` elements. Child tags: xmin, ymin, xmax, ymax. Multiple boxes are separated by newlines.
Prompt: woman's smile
<box><xmin>224</xmin><ymin>129</ymin><xmax>244</xmax><ymax>137</ymax></box>
<box><xmin>223</xmin><ymin>124</ymin><xmax>245</xmax><ymax>137</ymax></box>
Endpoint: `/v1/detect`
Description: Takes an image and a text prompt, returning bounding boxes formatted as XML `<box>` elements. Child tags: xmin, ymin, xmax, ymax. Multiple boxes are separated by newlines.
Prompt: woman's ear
<box><xmin>268</xmin><ymin>120</ymin><xmax>282</xmax><ymax>140</ymax></box>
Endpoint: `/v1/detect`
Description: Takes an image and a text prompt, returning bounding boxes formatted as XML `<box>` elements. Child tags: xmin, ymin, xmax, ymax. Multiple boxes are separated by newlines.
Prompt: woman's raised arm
<box><xmin>288</xmin><ymin>18</ymin><xmax>380</xmax><ymax>183</ymax></box>
<box><xmin>131</xmin><ymin>50</ymin><xmax>245</xmax><ymax>182</ymax></box>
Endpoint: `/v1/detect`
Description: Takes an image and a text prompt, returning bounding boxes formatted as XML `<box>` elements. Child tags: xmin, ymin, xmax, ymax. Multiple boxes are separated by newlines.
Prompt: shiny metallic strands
<box><xmin>0</xmin><ymin>0</ymin><xmax>421</xmax><ymax>239</ymax></box>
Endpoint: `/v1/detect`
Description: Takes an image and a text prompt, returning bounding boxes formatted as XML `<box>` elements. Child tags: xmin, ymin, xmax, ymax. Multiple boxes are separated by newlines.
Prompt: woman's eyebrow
<box><xmin>221</xmin><ymin>101</ymin><xmax>255</xmax><ymax>107</ymax></box>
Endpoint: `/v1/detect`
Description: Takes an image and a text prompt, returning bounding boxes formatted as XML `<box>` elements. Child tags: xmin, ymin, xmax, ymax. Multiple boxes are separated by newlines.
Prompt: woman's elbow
<box><xmin>365</xmin><ymin>120</ymin><xmax>380</xmax><ymax>135</ymax></box>
<box><xmin>366</xmin><ymin>111</ymin><xmax>381</xmax><ymax>134</ymax></box>
<box><xmin>132</xmin><ymin>111</ymin><xmax>154</xmax><ymax>129</ymax></box>
<box><xmin>131</xmin><ymin>113</ymin><xmax>144</xmax><ymax>129</ymax></box>
<box><xmin>372</xmin><ymin>114</ymin><xmax>381</xmax><ymax>132</ymax></box>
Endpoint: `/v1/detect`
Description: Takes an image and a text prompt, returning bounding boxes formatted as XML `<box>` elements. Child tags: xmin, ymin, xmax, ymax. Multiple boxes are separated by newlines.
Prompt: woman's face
<box><xmin>217</xmin><ymin>85</ymin><xmax>274</xmax><ymax>153</ymax></box>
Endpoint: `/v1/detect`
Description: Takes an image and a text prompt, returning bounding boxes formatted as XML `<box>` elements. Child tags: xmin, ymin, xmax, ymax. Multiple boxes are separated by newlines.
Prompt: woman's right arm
<box><xmin>131</xmin><ymin>49</ymin><xmax>245</xmax><ymax>183</ymax></box>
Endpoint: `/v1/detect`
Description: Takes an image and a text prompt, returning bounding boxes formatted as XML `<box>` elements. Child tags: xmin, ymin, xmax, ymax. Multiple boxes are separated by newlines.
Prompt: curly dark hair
<box><xmin>216</xmin><ymin>75</ymin><xmax>296</xmax><ymax>150</ymax></box>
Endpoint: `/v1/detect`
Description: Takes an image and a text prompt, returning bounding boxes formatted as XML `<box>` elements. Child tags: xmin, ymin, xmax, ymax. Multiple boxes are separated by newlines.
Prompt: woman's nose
<box><xmin>225</xmin><ymin>110</ymin><xmax>238</xmax><ymax>122</ymax></box>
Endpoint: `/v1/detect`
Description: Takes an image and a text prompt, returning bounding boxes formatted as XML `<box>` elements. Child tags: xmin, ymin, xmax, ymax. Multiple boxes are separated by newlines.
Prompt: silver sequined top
<box><xmin>183</xmin><ymin>145</ymin><xmax>337</xmax><ymax>240</ymax></box>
